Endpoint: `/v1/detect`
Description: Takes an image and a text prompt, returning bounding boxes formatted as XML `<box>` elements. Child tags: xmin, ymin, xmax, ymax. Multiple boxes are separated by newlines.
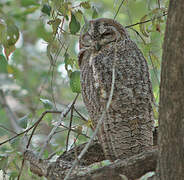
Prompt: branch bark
<box><xmin>24</xmin><ymin>141</ymin><xmax>158</xmax><ymax>180</ymax></box>
<box><xmin>67</xmin><ymin>148</ymin><xmax>158</xmax><ymax>180</ymax></box>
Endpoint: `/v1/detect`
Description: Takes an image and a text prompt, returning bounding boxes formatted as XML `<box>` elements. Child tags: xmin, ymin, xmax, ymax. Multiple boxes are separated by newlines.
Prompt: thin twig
<box><xmin>17</xmin><ymin>159</ymin><xmax>25</xmax><ymax>180</ymax></box>
<box><xmin>50</xmin><ymin>41</ymin><xmax>65</xmax><ymax>110</ymax></box>
<box><xmin>0</xmin><ymin>112</ymin><xmax>62</xmax><ymax>146</ymax></box>
<box><xmin>125</xmin><ymin>12</ymin><xmax>168</xmax><ymax>28</ymax></box>
<box><xmin>114</xmin><ymin>0</ymin><xmax>125</xmax><ymax>20</ymax></box>
<box><xmin>129</xmin><ymin>27</ymin><xmax>146</xmax><ymax>45</ymax></box>
<box><xmin>73</xmin><ymin>107</ymin><xmax>94</xmax><ymax>131</ymax></box>
<box><xmin>38</xmin><ymin>94</ymin><xmax>79</xmax><ymax>158</ymax></box>
<box><xmin>49</xmin><ymin>16</ymin><xmax>66</xmax><ymax>109</ymax></box>
<box><xmin>64</xmin><ymin>60</ymin><xmax>116</xmax><ymax>180</ymax></box>
<box><xmin>73</xmin><ymin>107</ymin><xmax>88</xmax><ymax>122</ymax></box>
<box><xmin>16</xmin><ymin>110</ymin><xmax>61</xmax><ymax>180</ymax></box>
<box><xmin>69</xmin><ymin>133</ymin><xmax>80</xmax><ymax>150</ymax></box>
<box><xmin>55</xmin><ymin>124</ymin><xmax>90</xmax><ymax>139</ymax></box>
<box><xmin>66</xmin><ymin>105</ymin><xmax>74</xmax><ymax>151</ymax></box>
<box><xmin>26</xmin><ymin>111</ymin><xmax>61</xmax><ymax>149</ymax></box>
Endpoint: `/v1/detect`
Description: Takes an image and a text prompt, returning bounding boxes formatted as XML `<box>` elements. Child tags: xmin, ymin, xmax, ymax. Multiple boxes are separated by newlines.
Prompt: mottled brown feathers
<box><xmin>79</xmin><ymin>18</ymin><xmax>154</xmax><ymax>161</ymax></box>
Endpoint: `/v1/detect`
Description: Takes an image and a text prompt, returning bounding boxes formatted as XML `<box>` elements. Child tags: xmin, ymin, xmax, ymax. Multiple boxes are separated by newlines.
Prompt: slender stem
<box><xmin>114</xmin><ymin>0</ymin><xmax>125</xmax><ymax>20</ymax></box>
<box><xmin>125</xmin><ymin>13</ymin><xmax>168</xmax><ymax>28</ymax></box>
<box><xmin>64</xmin><ymin>63</ymin><xmax>116</xmax><ymax>180</ymax></box>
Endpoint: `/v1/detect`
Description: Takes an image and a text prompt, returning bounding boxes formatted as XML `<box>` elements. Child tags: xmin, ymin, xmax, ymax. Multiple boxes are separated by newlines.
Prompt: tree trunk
<box><xmin>158</xmin><ymin>0</ymin><xmax>184</xmax><ymax>179</ymax></box>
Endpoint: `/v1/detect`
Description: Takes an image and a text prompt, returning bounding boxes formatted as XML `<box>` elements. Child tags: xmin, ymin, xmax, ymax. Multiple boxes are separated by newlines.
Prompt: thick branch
<box><xmin>68</xmin><ymin>148</ymin><xmax>158</xmax><ymax>180</ymax></box>
<box><xmin>24</xmin><ymin>127</ymin><xmax>158</xmax><ymax>179</ymax></box>
<box><xmin>24</xmin><ymin>142</ymin><xmax>157</xmax><ymax>180</ymax></box>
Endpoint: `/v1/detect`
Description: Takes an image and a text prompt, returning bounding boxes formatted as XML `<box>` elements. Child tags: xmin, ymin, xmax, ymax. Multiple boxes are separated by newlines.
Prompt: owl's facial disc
<box><xmin>80</xmin><ymin>18</ymin><xmax>124</xmax><ymax>52</ymax></box>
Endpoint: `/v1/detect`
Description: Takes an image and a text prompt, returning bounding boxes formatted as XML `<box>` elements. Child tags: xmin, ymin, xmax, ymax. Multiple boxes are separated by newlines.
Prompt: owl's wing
<box><xmin>90</xmin><ymin>40</ymin><xmax>154</xmax><ymax>160</ymax></box>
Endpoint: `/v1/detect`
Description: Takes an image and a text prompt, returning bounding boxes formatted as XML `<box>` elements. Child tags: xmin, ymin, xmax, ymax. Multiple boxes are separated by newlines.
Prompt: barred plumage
<box><xmin>79</xmin><ymin>18</ymin><xmax>153</xmax><ymax>161</ymax></box>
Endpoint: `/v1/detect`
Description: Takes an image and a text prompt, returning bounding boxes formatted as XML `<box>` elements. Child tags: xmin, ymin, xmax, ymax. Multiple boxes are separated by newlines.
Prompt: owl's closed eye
<box><xmin>80</xmin><ymin>19</ymin><xmax>127</xmax><ymax>50</ymax></box>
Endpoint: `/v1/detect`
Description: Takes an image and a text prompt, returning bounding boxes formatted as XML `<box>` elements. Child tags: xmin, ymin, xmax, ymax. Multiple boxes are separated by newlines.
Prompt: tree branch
<box><xmin>68</xmin><ymin>148</ymin><xmax>158</xmax><ymax>180</ymax></box>
<box><xmin>24</xmin><ymin>144</ymin><xmax>158</xmax><ymax>180</ymax></box>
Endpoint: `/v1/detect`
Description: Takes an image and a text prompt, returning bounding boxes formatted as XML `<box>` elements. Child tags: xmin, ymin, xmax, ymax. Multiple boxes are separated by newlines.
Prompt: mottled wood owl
<box><xmin>78</xmin><ymin>18</ymin><xmax>154</xmax><ymax>161</ymax></box>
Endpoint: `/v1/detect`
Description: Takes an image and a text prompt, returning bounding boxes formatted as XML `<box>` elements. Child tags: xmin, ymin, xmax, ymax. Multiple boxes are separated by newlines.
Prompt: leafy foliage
<box><xmin>0</xmin><ymin>0</ymin><xmax>169</xmax><ymax>179</ymax></box>
<box><xmin>70</xmin><ymin>71</ymin><xmax>81</xmax><ymax>93</ymax></box>
<box><xmin>69</xmin><ymin>12</ymin><xmax>81</xmax><ymax>35</ymax></box>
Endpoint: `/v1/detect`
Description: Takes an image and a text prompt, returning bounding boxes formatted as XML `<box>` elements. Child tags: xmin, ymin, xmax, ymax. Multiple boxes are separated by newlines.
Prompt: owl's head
<box><xmin>79</xmin><ymin>18</ymin><xmax>128</xmax><ymax>50</ymax></box>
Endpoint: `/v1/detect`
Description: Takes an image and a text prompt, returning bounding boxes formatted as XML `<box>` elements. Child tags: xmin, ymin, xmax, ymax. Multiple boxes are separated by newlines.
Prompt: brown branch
<box><xmin>23</xmin><ymin>120</ymin><xmax>158</xmax><ymax>179</ymax></box>
<box><xmin>24</xmin><ymin>143</ymin><xmax>158</xmax><ymax>180</ymax></box>
<box><xmin>24</xmin><ymin>126</ymin><xmax>158</xmax><ymax>179</ymax></box>
<box><xmin>68</xmin><ymin>148</ymin><xmax>158</xmax><ymax>180</ymax></box>
<box><xmin>24</xmin><ymin>141</ymin><xmax>104</xmax><ymax>177</ymax></box>
<box><xmin>38</xmin><ymin>94</ymin><xmax>79</xmax><ymax>157</ymax></box>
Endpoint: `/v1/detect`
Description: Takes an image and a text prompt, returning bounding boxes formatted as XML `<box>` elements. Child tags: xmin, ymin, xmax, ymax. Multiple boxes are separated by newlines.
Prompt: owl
<box><xmin>78</xmin><ymin>18</ymin><xmax>154</xmax><ymax>161</ymax></box>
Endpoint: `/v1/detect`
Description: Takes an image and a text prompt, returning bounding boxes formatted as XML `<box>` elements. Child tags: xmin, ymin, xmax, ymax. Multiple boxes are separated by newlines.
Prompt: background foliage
<box><xmin>0</xmin><ymin>0</ymin><xmax>168</xmax><ymax>179</ymax></box>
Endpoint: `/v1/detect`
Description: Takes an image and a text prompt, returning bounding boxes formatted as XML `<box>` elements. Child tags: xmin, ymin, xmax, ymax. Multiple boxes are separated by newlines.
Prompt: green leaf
<box><xmin>80</xmin><ymin>1</ymin><xmax>91</xmax><ymax>9</ymax></box>
<box><xmin>0</xmin><ymin>20</ymin><xmax>19</xmax><ymax>47</ymax></box>
<box><xmin>0</xmin><ymin>54</ymin><xmax>8</xmax><ymax>73</ymax></box>
<box><xmin>69</xmin><ymin>12</ymin><xmax>80</xmax><ymax>35</ymax></box>
<box><xmin>0</xmin><ymin>20</ymin><xmax>6</xmax><ymax>44</ymax></box>
<box><xmin>70</xmin><ymin>71</ymin><xmax>81</xmax><ymax>93</ymax></box>
<box><xmin>6</xmin><ymin>23</ymin><xmax>20</xmax><ymax>46</ymax></box>
<box><xmin>41</xmin><ymin>4</ymin><xmax>51</xmax><ymax>16</ymax></box>
<box><xmin>40</xmin><ymin>98</ymin><xmax>54</xmax><ymax>109</ymax></box>
<box><xmin>21</xmin><ymin>0</ymin><xmax>39</xmax><ymax>6</ymax></box>
<box><xmin>92</xmin><ymin>6</ymin><xmax>98</xmax><ymax>19</ymax></box>
<box><xmin>75</xmin><ymin>10</ymin><xmax>83</xmax><ymax>22</ymax></box>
